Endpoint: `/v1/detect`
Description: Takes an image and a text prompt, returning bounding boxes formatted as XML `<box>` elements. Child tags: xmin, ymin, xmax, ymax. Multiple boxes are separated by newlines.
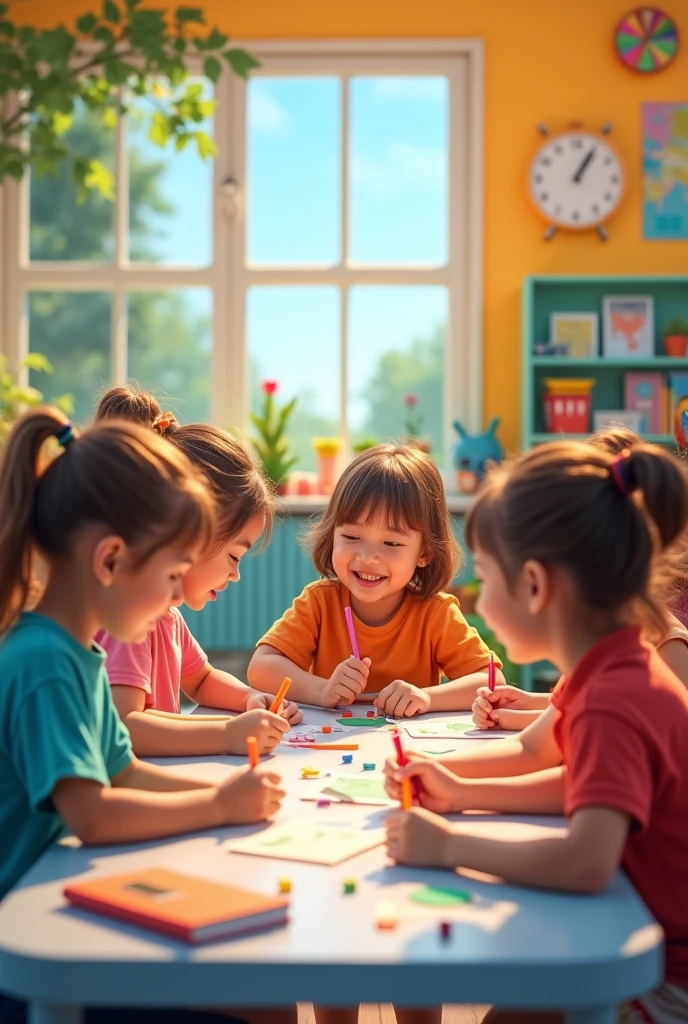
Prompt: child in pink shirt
<box><xmin>95</xmin><ymin>386</ymin><xmax>301</xmax><ymax>757</ymax></box>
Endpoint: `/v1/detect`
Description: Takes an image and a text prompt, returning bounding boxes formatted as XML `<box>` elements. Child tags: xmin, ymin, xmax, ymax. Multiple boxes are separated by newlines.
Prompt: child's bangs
<box><xmin>334</xmin><ymin>467</ymin><xmax>427</xmax><ymax>535</ymax></box>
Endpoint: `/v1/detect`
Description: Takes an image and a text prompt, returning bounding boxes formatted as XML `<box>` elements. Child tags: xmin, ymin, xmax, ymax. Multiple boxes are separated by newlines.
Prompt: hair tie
<box><xmin>153</xmin><ymin>412</ymin><xmax>177</xmax><ymax>433</ymax></box>
<box><xmin>55</xmin><ymin>422</ymin><xmax>75</xmax><ymax>449</ymax></box>
<box><xmin>609</xmin><ymin>449</ymin><xmax>636</xmax><ymax>497</ymax></box>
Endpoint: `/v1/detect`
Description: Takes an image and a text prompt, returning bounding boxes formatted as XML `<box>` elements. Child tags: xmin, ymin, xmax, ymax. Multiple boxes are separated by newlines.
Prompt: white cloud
<box><xmin>248</xmin><ymin>89</ymin><xmax>290</xmax><ymax>135</ymax></box>
<box><xmin>352</xmin><ymin>144</ymin><xmax>446</xmax><ymax>194</ymax></box>
<box><xmin>371</xmin><ymin>77</ymin><xmax>447</xmax><ymax>103</ymax></box>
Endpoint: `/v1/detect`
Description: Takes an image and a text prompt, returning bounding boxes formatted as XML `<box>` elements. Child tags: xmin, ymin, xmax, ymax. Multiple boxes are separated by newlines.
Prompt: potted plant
<box><xmin>312</xmin><ymin>437</ymin><xmax>343</xmax><ymax>495</ymax></box>
<box><xmin>663</xmin><ymin>317</ymin><xmax>688</xmax><ymax>358</ymax></box>
<box><xmin>403</xmin><ymin>393</ymin><xmax>431</xmax><ymax>453</ymax></box>
<box><xmin>1</xmin><ymin>353</ymin><xmax>72</xmax><ymax>446</ymax></box>
<box><xmin>351</xmin><ymin>437</ymin><xmax>377</xmax><ymax>455</ymax></box>
<box><xmin>250</xmin><ymin>380</ymin><xmax>298</xmax><ymax>493</ymax></box>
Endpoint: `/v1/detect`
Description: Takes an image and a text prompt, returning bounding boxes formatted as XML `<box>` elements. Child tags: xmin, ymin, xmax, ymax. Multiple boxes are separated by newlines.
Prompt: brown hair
<box><xmin>466</xmin><ymin>440</ymin><xmax>688</xmax><ymax>638</ymax></box>
<box><xmin>96</xmin><ymin>384</ymin><xmax>275</xmax><ymax>548</ymax></box>
<box><xmin>306</xmin><ymin>444</ymin><xmax>461</xmax><ymax>597</ymax></box>
<box><xmin>0</xmin><ymin>408</ymin><xmax>216</xmax><ymax>634</ymax></box>
<box><xmin>95</xmin><ymin>383</ymin><xmax>163</xmax><ymax>427</ymax></box>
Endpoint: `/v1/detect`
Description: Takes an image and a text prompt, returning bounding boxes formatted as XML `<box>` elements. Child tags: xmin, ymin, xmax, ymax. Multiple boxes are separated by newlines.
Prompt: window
<box><xmin>1</xmin><ymin>41</ymin><xmax>483</xmax><ymax>474</ymax></box>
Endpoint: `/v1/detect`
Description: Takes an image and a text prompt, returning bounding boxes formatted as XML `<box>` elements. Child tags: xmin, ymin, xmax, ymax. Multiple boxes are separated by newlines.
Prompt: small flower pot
<box><xmin>664</xmin><ymin>334</ymin><xmax>688</xmax><ymax>357</ymax></box>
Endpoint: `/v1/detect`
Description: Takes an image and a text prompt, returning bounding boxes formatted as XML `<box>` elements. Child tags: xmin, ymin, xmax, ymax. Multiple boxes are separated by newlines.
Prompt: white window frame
<box><xmin>0</xmin><ymin>39</ymin><xmax>484</xmax><ymax>458</ymax></box>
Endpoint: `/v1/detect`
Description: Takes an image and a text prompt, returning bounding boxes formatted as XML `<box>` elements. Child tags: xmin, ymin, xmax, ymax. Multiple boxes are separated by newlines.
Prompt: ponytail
<box><xmin>95</xmin><ymin>383</ymin><xmax>163</xmax><ymax>428</ymax></box>
<box><xmin>0</xmin><ymin>407</ymin><xmax>216</xmax><ymax>634</ymax></box>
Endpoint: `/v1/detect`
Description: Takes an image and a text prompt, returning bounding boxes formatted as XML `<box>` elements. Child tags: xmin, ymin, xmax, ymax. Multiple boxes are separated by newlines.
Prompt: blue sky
<box><xmin>131</xmin><ymin>74</ymin><xmax>449</xmax><ymax>430</ymax></box>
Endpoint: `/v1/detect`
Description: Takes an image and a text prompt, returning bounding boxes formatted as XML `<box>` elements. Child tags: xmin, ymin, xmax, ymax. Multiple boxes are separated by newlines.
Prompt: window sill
<box><xmin>279</xmin><ymin>493</ymin><xmax>476</xmax><ymax>516</ymax></box>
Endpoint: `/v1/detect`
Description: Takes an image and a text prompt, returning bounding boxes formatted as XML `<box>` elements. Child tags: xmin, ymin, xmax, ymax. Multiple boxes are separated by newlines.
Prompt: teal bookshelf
<box><xmin>521</xmin><ymin>274</ymin><xmax>688</xmax><ymax>689</ymax></box>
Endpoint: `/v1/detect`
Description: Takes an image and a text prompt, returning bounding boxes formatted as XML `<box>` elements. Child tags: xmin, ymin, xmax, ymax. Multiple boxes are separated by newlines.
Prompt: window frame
<box><xmin>0</xmin><ymin>39</ymin><xmax>484</xmax><ymax>460</ymax></box>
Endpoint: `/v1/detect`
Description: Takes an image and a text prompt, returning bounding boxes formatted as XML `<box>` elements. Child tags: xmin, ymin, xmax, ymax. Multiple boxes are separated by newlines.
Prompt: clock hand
<box><xmin>572</xmin><ymin>147</ymin><xmax>597</xmax><ymax>183</ymax></box>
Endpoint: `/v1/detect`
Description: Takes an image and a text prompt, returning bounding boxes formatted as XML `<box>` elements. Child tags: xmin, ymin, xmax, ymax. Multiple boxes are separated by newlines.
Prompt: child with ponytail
<box><xmin>384</xmin><ymin>439</ymin><xmax>688</xmax><ymax>1023</ymax></box>
<box><xmin>0</xmin><ymin>409</ymin><xmax>289</xmax><ymax>1024</ymax></box>
<box><xmin>94</xmin><ymin>384</ymin><xmax>301</xmax><ymax>758</ymax></box>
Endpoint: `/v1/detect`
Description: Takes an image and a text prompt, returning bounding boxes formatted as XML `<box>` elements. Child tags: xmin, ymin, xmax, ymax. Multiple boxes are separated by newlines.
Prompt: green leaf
<box><xmin>103</xmin><ymin>0</ymin><xmax>121</xmax><ymax>22</ymax></box>
<box><xmin>101</xmin><ymin>106</ymin><xmax>118</xmax><ymax>128</ymax></box>
<box><xmin>194</xmin><ymin>131</ymin><xmax>215</xmax><ymax>159</ymax></box>
<box><xmin>0</xmin><ymin>19</ymin><xmax>16</xmax><ymax>37</ymax></box>
<box><xmin>74</xmin><ymin>158</ymin><xmax>115</xmax><ymax>201</ymax></box>
<box><xmin>175</xmin><ymin>6</ymin><xmax>204</xmax><ymax>24</ymax></box>
<box><xmin>224</xmin><ymin>48</ymin><xmax>260</xmax><ymax>78</ymax></box>
<box><xmin>51</xmin><ymin>111</ymin><xmax>73</xmax><ymax>136</ymax></box>
<box><xmin>148</xmin><ymin>110</ymin><xmax>169</xmax><ymax>146</ymax></box>
<box><xmin>203</xmin><ymin>56</ymin><xmax>221</xmax><ymax>83</ymax></box>
<box><xmin>76</xmin><ymin>13</ymin><xmax>98</xmax><ymax>33</ymax></box>
<box><xmin>204</xmin><ymin>27</ymin><xmax>227</xmax><ymax>49</ymax></box>
<box><xmin>22</xmin><ymin>353</ymin><xmax>54</xmax><ymax>374</ymax></box>
<box><xmin>93</xmin><ymin>25</ymin><xmax>114</xmax><ymax>44</ymax></box>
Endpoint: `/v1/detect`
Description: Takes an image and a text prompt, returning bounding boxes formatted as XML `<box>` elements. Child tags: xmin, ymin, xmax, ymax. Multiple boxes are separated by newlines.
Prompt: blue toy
<box><xmin>451</xmin><ymin>418</ymin><xmax>504</xmax><ymax>487</ymax></box>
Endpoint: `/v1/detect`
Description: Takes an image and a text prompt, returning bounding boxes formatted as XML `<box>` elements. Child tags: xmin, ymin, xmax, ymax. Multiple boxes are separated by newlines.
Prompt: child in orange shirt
<box><xmin>248</xmin><ymin>443</ymin><xmax>503</xmax><ymax>717</ymax></box>
<box><xmin>385</xmin><ymin>439</ymin><xmax>688</xmax><ymax>1024</ymax></box>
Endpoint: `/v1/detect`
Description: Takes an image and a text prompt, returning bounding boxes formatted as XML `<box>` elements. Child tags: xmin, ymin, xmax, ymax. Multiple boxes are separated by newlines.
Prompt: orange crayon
<box><xmin>247</xmin><ymin>735</ymin><xmax>259</xmax><ymax>768</ymax></box>
<box><xmin>270</xmin><ymin>676</ymin><xmax>293</xmax><ymax>714</ymax></box>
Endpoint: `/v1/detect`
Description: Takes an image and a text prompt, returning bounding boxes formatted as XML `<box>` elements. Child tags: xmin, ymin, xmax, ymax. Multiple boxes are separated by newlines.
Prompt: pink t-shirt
<box><xmin>96</xmin><ymin>608</ymin><xmax>208</xmax><ymax>714</ymax></box>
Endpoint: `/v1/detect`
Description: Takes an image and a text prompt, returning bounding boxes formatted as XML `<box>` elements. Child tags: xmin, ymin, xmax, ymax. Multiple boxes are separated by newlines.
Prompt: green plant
<box><xmin>351</xmin><ymin>437</ymin><xmax>377</xmax><ymax>454</ymax></box>
<box><xmin>250</xmin><ymin>380</ymin><xmax>298</xmax><ymax>487</ymax></box>
<box><xmin>0</xmin><ymin>353</ymin><xmax>73</xmax><ymax>444</ymax></box>
<box><xmin>665</xmin><ymin>316</ymin><xmax>688</xmax><ymax>336</ymax></box>
<box><xmin>0</xmin><ymin>0</ymin><xmax>258</xmax><ymax>198</ymax></box>
<box><xmin>403</xmin><ymin>392</ymin><xmax>423</xmax><ymax>437</ymax></box>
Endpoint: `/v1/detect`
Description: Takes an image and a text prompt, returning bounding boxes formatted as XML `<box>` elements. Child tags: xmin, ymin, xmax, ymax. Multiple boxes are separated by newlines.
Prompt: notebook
<box><xmin>64</xmin><ymin>866</ymin><xmax>289</xmax><ymax>944</ymax></box>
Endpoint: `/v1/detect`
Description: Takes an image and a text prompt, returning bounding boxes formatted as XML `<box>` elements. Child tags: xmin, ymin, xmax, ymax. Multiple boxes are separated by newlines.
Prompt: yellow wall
<box><xmin>13</xmin><ymin>0</ymin><xmax>688</xmax><ymax>448</ymax></box>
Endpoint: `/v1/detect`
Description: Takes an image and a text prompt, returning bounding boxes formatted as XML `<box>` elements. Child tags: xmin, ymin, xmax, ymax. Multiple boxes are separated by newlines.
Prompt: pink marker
<box><xmin>391</xmin><ymin>729</ymin><xmax>422</xmax><ymax>805</ymax></box>
<box><xmin>344</xmin><ymin>606</ymin><xmax>360</xmax><ymax>660</ymax></box>
<box><xmin>488</xmin><ymin>651</ymin><xmax>496</xmax><ymax>693</ymax></box>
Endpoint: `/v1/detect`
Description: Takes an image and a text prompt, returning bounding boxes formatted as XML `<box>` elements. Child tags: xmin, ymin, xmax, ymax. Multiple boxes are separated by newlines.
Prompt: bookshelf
<box><xmin>520</xmin><ymin>274</ymin><xmax>688</xmax><ymax>689</ymax></box>
<box><xmin>522</xmin><ymin>274</ymin><xmax>688</xmax><ymax>450</ymax></box>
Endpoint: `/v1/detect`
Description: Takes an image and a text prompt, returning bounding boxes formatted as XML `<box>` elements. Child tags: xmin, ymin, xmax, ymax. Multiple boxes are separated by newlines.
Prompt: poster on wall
<box><xmin>642</xmin><ymin>103</ymin><xmax>688</xmax><ymax>240</ymax></box>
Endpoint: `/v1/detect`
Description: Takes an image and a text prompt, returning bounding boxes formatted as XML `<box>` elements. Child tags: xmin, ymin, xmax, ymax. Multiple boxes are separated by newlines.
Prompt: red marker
<box><xmin>391</xmin><ymin>730</ymin><xmax>421</xmax><ymax>805</ymax></box>
<box><xmin>488</xmin><ymin>651</ymin><xmax>496</xmax><ymax>693</ymax></box>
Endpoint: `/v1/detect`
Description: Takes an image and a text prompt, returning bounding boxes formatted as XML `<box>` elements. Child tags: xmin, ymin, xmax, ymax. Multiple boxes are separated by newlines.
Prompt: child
<box><xmin>471</xmin><ymin>425</ymin><xmax>688</xmax><ymax>732</ymax></box>
<box><xmin>94</xmin><ymin>385</ymin><xmax>301</xmax><ymax>757</ymax></box>
<box><xmin>0</xmin><ymin>409</ymin><xmax>289</xmax><ymax>1024</ymax></box>
<box><xmin>385</xmin><ymin>440</ymin><xmax>688</xmax><ymax>1023</ymax></box>
<box><xmin>248</xmin><ymin>443</ymin><xmax>503</xmax><ymax>716</ymax></box>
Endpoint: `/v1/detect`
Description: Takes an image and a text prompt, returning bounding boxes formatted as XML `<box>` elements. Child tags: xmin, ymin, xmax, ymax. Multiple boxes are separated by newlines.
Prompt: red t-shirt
<box><xmin>552</xmin><ymin>626</ymin><xmax>688</xmax><ymax>987</ymax></box>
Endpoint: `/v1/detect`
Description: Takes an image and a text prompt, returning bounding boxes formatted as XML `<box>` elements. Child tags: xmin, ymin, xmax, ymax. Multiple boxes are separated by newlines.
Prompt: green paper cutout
<box><xmin>336</xmin><ymin>717</ymin><xmax>387</xmax><ymax>728</ymax></box>
<box><xmin>322</xmin><ymin>776</ymin><xmax>388</xmax><ymax>802</ymax></box>
<box><xmin>410</xmin><ymin>885</ymin><xmax>472</xmax><ymax>907</ymax></box>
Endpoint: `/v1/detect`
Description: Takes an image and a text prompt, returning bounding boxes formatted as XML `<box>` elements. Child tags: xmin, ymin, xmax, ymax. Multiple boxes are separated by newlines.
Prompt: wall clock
<box><xmin>527</xmin><ymin>123</ymin><xmax>626</xmax><ymax>241</ymax></box>
<box><xmin>614</xmin><ymin>8</ymin><xmax>679</xmax><ymax>73</ymax></box>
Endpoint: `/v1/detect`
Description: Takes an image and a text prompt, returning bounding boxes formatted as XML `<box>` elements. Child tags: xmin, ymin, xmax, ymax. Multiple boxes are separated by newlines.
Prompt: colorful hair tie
<box><xmin>609</xmin><ymin>449</ymin><xmax>636</xmax><ymax>497</ymax></box>
<box><xmin>153</xmin><ymin>412</ymin><xmax>176</xmax><ymax>433</ymax></box>
<box><xmin>55</xmin><ymin>422</ymin><xmax>75</xmax><ymax>449</ymax></box>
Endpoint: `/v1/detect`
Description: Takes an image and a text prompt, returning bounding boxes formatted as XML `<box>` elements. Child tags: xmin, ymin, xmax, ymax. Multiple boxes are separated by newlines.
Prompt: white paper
<box><xmin>226</xmin><ymin>819</ymin><xmax>385</xmax><ymax>865</ymax></box>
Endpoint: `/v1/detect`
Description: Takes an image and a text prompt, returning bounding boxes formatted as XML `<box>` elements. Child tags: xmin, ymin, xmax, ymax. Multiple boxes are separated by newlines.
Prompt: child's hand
<box><xmin>245</xmin><ymin>691</ymin><xmax>303</xmax><ymax>725</ymax></box>
<box><xmin>223</xmin><ymin>708</ymin><xmax>289</xmax><ymax>755</ymax></box>
<box><xmin>215</xmin><ymin>765</ymin><xmax>285</xmax><ymax>824</ymax></box>
<box><xmin>375</xmin><ymin>680</ymin><xmax>430</xmax><ymax>718</ymax></box>
<box><xmin>321</xmin><ymin>657</ymin><xmax>371</xmax><ymax>707</ymax></box>
<box><xmin>385</xmin><ymin>806</ymin><xmax>455</xmax><ymax>868</ymax></box>
<box><xmin>472</xmin><ymin>684</ymin><xmax>538</xmax><ymax>729</ymax></box>
<box><xmin>383</xmin><ymin>754</ymin><xmax>460</xmax><ymax>813</ymax></box>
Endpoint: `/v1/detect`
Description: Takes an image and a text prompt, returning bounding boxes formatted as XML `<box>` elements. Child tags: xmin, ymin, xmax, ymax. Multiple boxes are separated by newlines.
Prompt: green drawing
<box><xmin>336</xmin><ymin>717</ymin><xmax>387</xmax><ymax>728</ymax></box>
<box><xmin>322</xmin><ymin>776</ymin><xmax>388</xmax><ymax>803</ymax></box>
<box><xmin>410</xmin><ymin>885</ymin><xmax>472</xmax><ymax>907</ymax></box>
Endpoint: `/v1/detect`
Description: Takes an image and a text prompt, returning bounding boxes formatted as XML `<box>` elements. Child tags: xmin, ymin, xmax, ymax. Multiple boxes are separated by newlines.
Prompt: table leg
<box><xmin>29</xmin><ymin>1001</ymin><xmax>82</xmax><ymax>1024</ymax></box>
<box><xmin>565</xmin><ymin>1008</ymin><xmax>616</xmax><ymax>1024</ymax></box>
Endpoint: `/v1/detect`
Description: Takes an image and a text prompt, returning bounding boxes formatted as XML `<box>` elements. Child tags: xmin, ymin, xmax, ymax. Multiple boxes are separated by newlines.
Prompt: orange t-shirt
<box><xmin>552</xmin><ymin>627</ymin><xmax>688</xmax><ymax>987</ymax></box>
<box><xmin>256</xmin><ymin>579</ymin><xmax>497</xmax><ymax>694</ymax></box>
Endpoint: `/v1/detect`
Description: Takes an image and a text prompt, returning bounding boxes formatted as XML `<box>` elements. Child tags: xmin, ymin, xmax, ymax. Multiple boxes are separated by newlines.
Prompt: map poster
<box><xmin>642</xmin><ymin>103</ymin><xmax>688</xmax><ymax>240</ymax></box>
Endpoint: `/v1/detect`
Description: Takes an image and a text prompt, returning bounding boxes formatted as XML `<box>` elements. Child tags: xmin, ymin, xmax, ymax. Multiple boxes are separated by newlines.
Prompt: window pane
<box><xmin>349</xmin><ymin>77</ymin><xmax>448</xmax><ymax>266</ymax></box>
<box><xmin>248</xmin><ymin>287</ymin><xmax>340</xmax><ymax>472</ymax></box>
<box><xmin>128</xmin><ymin>289</ymin><xmax>212</xmax><ymax>423</ymax></box>
<box><xmin>348</xmin><ymin>286</ymin><xmax>447</xmax><ymax>459</ymax></box>
<box><xmin>28</xmin><ymin>292</ymin><xmax>111</xmax><ymax>423</ymax></box>
<box><xmin>247</xmin><ymin>78</ymin><xmax>341</xmax><ymax>265</ymax></box>
<box><xmin>29</xmin><ymin>103</ymin><xmax>115</xmax><ymax>262</ymax></box>
<box><xmin>128</xmin><ymin>81</ymin><xmax>213</xmax><ymax>265</ymax></box>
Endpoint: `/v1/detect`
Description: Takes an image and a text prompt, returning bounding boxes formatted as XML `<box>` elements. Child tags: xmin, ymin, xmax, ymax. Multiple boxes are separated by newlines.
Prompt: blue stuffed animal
<box><xmin>451</xmin><ymin>418</ymin><xmax>504</xmax><ymax>488</ymax></box>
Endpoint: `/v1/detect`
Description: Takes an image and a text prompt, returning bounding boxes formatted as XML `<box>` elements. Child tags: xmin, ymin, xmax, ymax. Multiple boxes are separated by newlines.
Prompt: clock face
<box><xmin>528</xmin><ymin>132</ymin><xmax>625</xmax><ymax>229</ymax></box>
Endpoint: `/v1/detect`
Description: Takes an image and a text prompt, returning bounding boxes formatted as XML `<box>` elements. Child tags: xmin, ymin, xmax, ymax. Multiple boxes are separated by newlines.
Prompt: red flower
<box><xmin>404</xmin><ymin>393</ymin><xmax>418</xmax><ymax>407</ymax></box>
<box><xmin>262</xmin><ymin>380</ymin><xmax>278</xmax><ymax>395</ymax></box>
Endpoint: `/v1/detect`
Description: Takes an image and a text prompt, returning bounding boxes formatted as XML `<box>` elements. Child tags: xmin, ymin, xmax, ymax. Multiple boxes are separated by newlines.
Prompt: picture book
<box><xmin>300</xmin><ymin>772</ymin><xmax>392</xmax><ymax>806</ymax></box>
<box><xmin>226</xmin><ymin>819</ymin><xmax>384</xmax><ymax>865</ymax></box>
<box><xmin>624</xmin><ymin>372</ymin><xmax>663</xmax><ymax>433</ymax></box>
<box><xmin>404</xmin><ymin>717</ymin><xmax>513</xmax><ymax>740</ymax></box>
<box><xmin>63</xmin><ymin>867</ymin><xmax>289</xmax><ymax>944</ymax></box>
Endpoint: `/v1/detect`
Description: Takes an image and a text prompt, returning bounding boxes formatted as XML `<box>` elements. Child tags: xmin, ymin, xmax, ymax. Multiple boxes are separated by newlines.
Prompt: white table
<box><xmin>0</xmin><ymin>705</ymin><xmax>662</xmax><ymax>1024</ymax></box>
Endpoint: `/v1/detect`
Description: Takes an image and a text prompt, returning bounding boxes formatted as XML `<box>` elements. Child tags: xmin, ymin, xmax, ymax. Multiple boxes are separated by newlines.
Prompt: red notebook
<box><xmin>64</xmin><ymin>867</ymin><xmax>289</xmax><ymax>944</ymax></box>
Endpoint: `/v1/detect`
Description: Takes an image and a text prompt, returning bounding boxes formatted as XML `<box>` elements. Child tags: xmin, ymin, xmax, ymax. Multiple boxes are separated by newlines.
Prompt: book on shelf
<box><xmin>624</xmin><ymin>372</ymin><xmax>664</xmax><ymax>434</ymax></box>
<box><xmin>64</xmin><ymin>866</ymin><xmax>290</xmax><ymax>944</ymax></box>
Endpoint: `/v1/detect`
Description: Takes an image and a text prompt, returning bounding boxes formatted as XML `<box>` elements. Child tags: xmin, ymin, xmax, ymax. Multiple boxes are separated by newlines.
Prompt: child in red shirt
<box><xmin>384</xmin><ymin>440</ymin><xmax>688</xmax><ymax>1024</ymax></box>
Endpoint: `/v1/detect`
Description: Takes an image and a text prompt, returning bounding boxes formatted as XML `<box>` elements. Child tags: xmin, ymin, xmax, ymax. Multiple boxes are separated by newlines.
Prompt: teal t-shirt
<box><xmin>0</xmin><ymin>613</ymin><xmax>133</xmax><ymax>899</ymax></box>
